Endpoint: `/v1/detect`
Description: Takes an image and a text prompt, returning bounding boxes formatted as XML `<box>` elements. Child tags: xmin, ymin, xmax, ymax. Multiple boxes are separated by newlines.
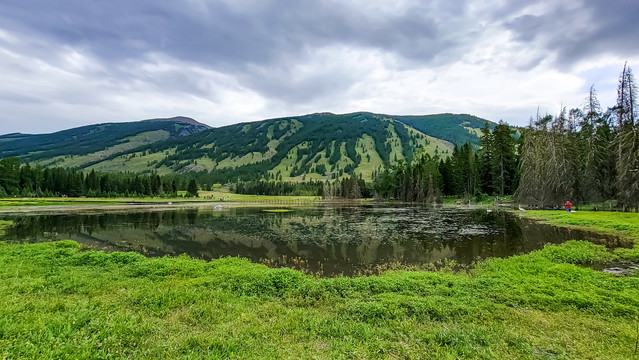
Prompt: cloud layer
<box><xmin>1</xmin><ymin>0</ymin><xmax>638</xmax><ymax>133</ymax></box>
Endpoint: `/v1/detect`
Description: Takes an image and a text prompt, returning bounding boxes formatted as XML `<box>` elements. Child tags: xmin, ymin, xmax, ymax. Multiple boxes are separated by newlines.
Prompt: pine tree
<box><xmin>186</xmin><ymin>179</ymin><xmax>199</xmax><ymax>197</ymax></box>
<box><xmin>615</xmin><ymin>63</ymin><xmax>639</xmax><ymax>210</ymax></box>
<box><xmin>577</xmin><ymin>86</ymin><xmax>612</xmax><ymax>204</ymax></box>
<box><xmin>0</xmin><ymin>157</ymin><xmax>21</xmax><ymax>195</ymax></box>
<box><xmin>477</xmin><ymin>123</ymin><xmax>494</xmax><ymax>194</ymax></box>
<box><xmin>490</xmin><ymin>122</ymin><xmax>517</xmax><ymax>196</ymax></box>
<box><xmin>455</xmin><ymin>143</ymin><xmax>476</xmax><ymax>196</ymax></box>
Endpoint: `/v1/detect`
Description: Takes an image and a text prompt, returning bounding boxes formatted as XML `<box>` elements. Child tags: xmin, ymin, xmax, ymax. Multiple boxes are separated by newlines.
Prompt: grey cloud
<box><xmin>0</xmin><ymin>1</ymin><xmax>446</xmax><ymax>64</ymax></box>
<box><xmin>506</xmin><ymin>15</ymin><xmax>545</xmax><ymax>42</ymax></box>
<box><xmin>238</xmin><ymin>63</ymin><xmax>361</xmax><ymax>103</ymax></box>
<box><xmin>513</xmin><ymin>55</ymin><xmax>545</xmax><ymax>72</ymax></box>
<box><xmin>0</xmin><ymin>93</ymin><xmax>44</xmax><ymax>105</ymax></box>
<box><xmin>0</xmin><ymin>1</ymin><xmax>472</xmax><ymax>93</ymax></box>
<box><xmin>1</xmin><ymin>0</ymin><xmax>637</xmax><ymax>134</ymax></box>
<box><xmin>503</xmin><ymin>0</ymin><xmax>639</xmax><ymax>69</ymax></box>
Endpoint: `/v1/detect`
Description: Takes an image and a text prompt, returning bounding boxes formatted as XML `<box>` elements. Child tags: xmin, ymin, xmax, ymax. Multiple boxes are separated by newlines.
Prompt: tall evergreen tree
<box><xmin>491</xmin><ymin>122</ymin><xmax>517</xmax><ymax>196</ymax></box>
<box><xmin>477</xmin><ymin>123</ymin><xmax>494</xmax><ymax>195</ymax></box>
<box><xmin>438</xmin><ymin>158</ymin><xmax>455</xmax><ymax>196</ymax></box>
<box><xmin>576</xmin><ymin>86</ymin><xmax>613</xmax><ymax>204</ymax></box>
<box><xmin>615</xmin><ymin>63</ymin><xmax>639</xmax><ymax>210</ymax></box>
<box><xmin>0</xmin><ymin>157</ymin><xmax>21</xmax><ymax>195</ymax></box>
<box><xmin>186</xmin><ymin>179</ymin><xmax>199</xmax><ymax>197</ymax></box>
<box><xmin>456</xmin><ymin>143</ymin><xmax>476</xmax><ymax>196</ymax></box>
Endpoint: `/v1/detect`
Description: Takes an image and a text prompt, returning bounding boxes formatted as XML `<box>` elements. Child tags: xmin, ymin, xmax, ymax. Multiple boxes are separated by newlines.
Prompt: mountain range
<box><xmin>0</xmin><ymin>112</ymin><xmax>495</xmax><ymax>181</ymax></box>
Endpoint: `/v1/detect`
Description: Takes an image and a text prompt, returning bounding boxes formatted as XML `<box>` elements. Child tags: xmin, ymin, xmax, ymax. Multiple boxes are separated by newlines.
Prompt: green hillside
<box><xmin>1</xmin><ymin>112</ymin><xmax>494</xmax><ymax>182</ymax></box>
<box><xmin>394</xmin><ymin>113</ymin><xmax>496</xmax><ymax>145</ymax></box>
<box><xmin>93</xmin><ymin>112</ymin><xmax>459</xmax><ymax>181</ymax></box>
<box><xmin>0</xmin><ymin>117</ymin><xmax>210</xmax><ymax>168</ymax></box>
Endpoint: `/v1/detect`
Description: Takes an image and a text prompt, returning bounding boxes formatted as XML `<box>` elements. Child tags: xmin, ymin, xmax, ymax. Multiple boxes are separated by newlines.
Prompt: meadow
<box><xmin>0</xmin><ymin>191</ymin><xmax>321</xmax><ymax>208</ymax></box>
<box><xmin>0</xmin><ymin>210</ymin><xmax>638</xmax><ymax>359</ymax></box>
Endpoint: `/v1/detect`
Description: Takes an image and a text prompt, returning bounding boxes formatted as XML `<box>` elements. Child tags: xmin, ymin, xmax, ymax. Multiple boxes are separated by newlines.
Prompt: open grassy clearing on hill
<box><xmin>36</xmin><ymin>130</ymin><xmax>171</xmax><ymax>169</ymax></box>
<box><xmin>86</xmin><ymin>147</ymin><xmax>178</xmax><ymax>175</ymax></box>
<box><xmin>0</xmin><ymin>210</ymin><xmax>638</xmax><ymax>358</ymax></box>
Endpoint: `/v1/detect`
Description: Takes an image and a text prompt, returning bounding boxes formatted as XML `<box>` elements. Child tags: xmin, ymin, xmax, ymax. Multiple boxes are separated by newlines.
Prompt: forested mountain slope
<box><xmin>395</xmin><ymin>113</ymin><xmax>495</xmax><ymax>145</ymax></box>
<box><xmin>0</xmin><ymin>117</ymin><xmax>210</xmax><ymax>168</ymax></box>
<box><xmin>1</xmin><ymin>112</ymin><xmax>495</xmax><ymax>182</ymax></box>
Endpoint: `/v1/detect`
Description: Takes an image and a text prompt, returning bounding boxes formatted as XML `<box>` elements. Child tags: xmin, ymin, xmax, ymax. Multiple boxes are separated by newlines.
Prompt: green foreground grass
<box><xmin>1</xmin><ymin>212</ymin><xmax>639</xmax><ymax>359</ymax></box>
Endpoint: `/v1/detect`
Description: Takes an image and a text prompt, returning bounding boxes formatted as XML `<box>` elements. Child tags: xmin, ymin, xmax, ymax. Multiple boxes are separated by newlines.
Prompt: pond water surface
<box><xmin>0</xmin><ymin>206</ymin><xmax>619</xmax><ymax>276</ymax></box>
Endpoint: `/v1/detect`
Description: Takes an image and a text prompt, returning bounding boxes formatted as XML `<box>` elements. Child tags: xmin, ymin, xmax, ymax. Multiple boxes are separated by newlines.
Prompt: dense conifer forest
<box><xmin>0</xmin><ymin>158</ymin><xmax>183</xmax><ymax>198</ymax></box>
<box><xmin>368</xmin><ymin>120</ymin><xmax>519</xmax><ymax>202</ymax></box>
<box><xmin>518</xmin><ymin>63</ymin><xmax>638</xmax><ymax>211</ymax></box>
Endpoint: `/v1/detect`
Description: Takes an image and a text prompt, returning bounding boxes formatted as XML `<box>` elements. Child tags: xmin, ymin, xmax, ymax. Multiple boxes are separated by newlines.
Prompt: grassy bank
<box><xmin>195</xmin><ymin>190</ymin><xmax>320</xmax><ymax>203</ymax></box>
<box><xmin>1</xmin><ymin>235</ymin><xmax>638</xmax><ymax>358</ymax></box>
<box><xmin>519</xmin><ymin>210</ymin><xmax>639</xmax><ymax>264</ymax></box>
<box><xmin>522</xmin><ymin>210</ymin><xmax>639</xmax><ymax>241</ymax></box>
<box><xmin>0</xmin><ymin>192</ymin><xmax>322</xmax><ymax>207</ymax></box>
<box><xmin>0</xmin><ymin>197</ymin><xmax>178</xmax><ymax>207</ymax></box>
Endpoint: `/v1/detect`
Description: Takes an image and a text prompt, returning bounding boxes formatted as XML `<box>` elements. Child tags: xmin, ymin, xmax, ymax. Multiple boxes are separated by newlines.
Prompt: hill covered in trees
<box><xmin>0</xmin><ymin>117</ymin><xmax>210</xmax><ymax>168</ymax></box>
<box><xmin>0</xmin><ymin>112</ymin><xmax>495</xmax><ymax>183</ymax></box>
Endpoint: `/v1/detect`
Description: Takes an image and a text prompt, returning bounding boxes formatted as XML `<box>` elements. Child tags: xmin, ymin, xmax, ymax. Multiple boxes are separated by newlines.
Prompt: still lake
<box><xmin>0</xmin><ymin>205</ymin><xmax>615</xmax><ymax>276</ymax></box>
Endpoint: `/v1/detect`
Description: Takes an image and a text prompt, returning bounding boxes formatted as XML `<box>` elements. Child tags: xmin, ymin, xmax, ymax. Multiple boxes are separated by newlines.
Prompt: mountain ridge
<box><xmin>0</xmin><ymin>116</ymin><xmax>210</xmax><ymax>137</ymax></box>
<box><xmin>0</xmin><ymin>112</ymin><xmax>496</xmax><ymax>182</ymax></box>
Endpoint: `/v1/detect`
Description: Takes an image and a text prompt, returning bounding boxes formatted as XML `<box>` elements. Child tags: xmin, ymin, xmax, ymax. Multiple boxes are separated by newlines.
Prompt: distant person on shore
<box><xmin>564</xmin><ymin>200</ymin><xmax>572</xmax><ymax>214</ymax></box>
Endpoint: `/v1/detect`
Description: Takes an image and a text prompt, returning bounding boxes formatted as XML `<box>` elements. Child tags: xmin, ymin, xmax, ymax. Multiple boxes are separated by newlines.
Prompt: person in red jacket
<box><xmin>564</xmin><ymin>200</ymin><xmax>572</xmax><ymax>214</ymax></box>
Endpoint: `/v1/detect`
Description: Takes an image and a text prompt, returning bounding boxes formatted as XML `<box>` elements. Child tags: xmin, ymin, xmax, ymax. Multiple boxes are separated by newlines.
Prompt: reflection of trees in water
<box><xmin>0</xmin><ymin>208</ymin><xmax>617</xmax><ymax>276</ymax></box>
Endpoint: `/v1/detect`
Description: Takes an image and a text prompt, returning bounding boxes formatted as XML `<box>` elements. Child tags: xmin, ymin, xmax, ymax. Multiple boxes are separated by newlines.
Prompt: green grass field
<box><xmin>0</xmin><ymin>192</ymin><xmax>322</xmax><ymax>207</ymax></box>
<box><xmin>1</xmin><ymin>237</ymin><xmax>638</xmax><ymax>359</ymax></box>
<box><xmin>0</xmin><ymin>197</ymin><xmax>190</xmax><ymax>207</ymax></box>
<box><xmin>193</xmin><ymin>191</ymin><xmax>321</xmax><ymax>203</ymax></box>
<box><xmin>0</xmin><ymin>198</ymin><xmax>130</xmax><ymax>207</ymax></box>
<box><xmin>519</xmin><ymin>210</ymin><xmax>639</xmax><ymax>264</ymax></box>
<box><xmin>523</xmin><ymin>210</ymin><xmax>639</xmax><ymax>242</ymax></box>
<box><xmin>1</xmin><ymin>210</ymin><xmax>639</xmax><ymax>358</ymax></box>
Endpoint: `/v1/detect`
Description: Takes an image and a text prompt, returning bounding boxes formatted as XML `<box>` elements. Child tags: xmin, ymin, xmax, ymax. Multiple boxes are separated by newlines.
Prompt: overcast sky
<box><xmin>1</xmin><ymin>0</ymin><xmax>638</xmax><ymax>134</ymax></box>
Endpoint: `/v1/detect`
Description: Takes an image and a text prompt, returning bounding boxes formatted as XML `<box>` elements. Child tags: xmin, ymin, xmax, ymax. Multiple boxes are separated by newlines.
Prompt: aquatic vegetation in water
<box><xmin>1</xmin><ymin>207</ymin><xmax>621</xmax><ymax>276</ymax></box>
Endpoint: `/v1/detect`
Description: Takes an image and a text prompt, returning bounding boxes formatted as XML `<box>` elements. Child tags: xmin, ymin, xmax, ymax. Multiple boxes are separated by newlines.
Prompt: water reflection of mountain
<box><xmin>0</xmin><ymin>207</ymin><xmax>614</xmax><ymax>276</ymax></box>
